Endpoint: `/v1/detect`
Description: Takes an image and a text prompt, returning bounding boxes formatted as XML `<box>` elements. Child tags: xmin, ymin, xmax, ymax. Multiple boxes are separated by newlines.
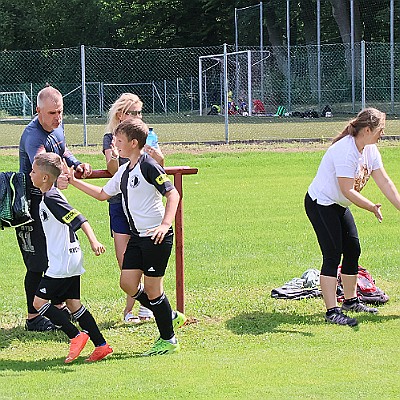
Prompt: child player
<box><xmin>30</xmin><ymin>152</ymin><xmax>112</xmax><ymax>363</ymax></box>
<box><xmin>67</xmin><ymin>119</ymin><xmax>186</xmax><ymax>356</ymax></box>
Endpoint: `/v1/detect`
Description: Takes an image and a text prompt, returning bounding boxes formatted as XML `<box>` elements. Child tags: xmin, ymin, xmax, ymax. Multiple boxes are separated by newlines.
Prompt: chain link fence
<box><xmin>1</xmin><ymin>42</ymin><xmax>400</xmax><ymax>147</ymax></box>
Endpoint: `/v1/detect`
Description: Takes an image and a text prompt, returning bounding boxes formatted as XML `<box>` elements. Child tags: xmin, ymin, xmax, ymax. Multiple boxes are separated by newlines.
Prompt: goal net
<box><xmin>0</xmin><ymin>91</ymin><xmax>33</xmax><ymax>119</ymax></box>
<box><xmin>199</xmin><ymin>49</ymin><xmax>275</xmax><ymax>116</ymax></box>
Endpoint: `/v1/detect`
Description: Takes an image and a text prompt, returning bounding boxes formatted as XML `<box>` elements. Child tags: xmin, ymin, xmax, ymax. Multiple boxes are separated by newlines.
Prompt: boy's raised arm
<box><xmin>65</xmin><ymin>163</ymin><xmax>111</xmax><ymax>201</ymax></box>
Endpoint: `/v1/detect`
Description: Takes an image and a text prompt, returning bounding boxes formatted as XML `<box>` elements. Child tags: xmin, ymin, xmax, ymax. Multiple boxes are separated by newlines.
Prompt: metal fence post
<box><xmin>80</xmin><ymin>45</ymin><xmax>87</xmax><ymax>146</ymax></box>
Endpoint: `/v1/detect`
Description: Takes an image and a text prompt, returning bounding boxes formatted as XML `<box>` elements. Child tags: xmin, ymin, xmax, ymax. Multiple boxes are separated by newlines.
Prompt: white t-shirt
<box><xmin>103</xmin><ymin>153</ymin><xmax>174</xmax><ymax>237</ymax></box>
<box><xmin>39</xmin><ymin>187</ymin><xmax>87</xmax><ymax>278</ymax></box>
<box><xmin>308</xmin><ymin>135</ymin><xmax>383</xmax><ymax>207</ymax></box>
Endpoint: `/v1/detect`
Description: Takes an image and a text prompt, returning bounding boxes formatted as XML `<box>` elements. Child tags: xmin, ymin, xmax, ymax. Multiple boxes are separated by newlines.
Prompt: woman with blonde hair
<box><xmin>305</xmin><ymin>108</ymin><xmax>400</xmax><ymax>326</ymax></box>
<box><xmin>103</xmin><ymin>93</ymin><xmax>164</xmax><ymax>323</ymax></box>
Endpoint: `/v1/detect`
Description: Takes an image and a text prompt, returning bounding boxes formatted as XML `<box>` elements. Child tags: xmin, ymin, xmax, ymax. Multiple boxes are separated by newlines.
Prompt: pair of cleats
<box><xmin>25</xmin><ymin>315</ymin><xmax>57</xmax><ymax>332</ymax></box>
<box><xmin>25</xmin><ymin>307</ymin><xmax>74</xmax><ymax>332</ymax></box>
<box><xmin>325</xmin><ymin>298</ymin><xmax>378</xmax><ymax>327</ymax></box>
<box><xmin>65</xmin><ymin>332</ymin><xmax>113</xmax><ymax>363</ymax></box>
<box><xmin>142</xmin><ymin>311</ymin><xmax>186</xmax><ymax>356</ymax></box>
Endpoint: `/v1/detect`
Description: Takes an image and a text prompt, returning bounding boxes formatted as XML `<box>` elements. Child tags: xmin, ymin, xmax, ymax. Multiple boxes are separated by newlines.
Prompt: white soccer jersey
<box><xmin>103</xmin><ymin>153</ymin><xmax>175</xmax><ymax>236</ymax></box>
<box><xmin>39</xmin><ymin>187</ymin><xmax>87</xmax><ymax>278</ymax></box>
<box><xmin>308</xmin><ymin>135</ymin><xmax>383</xmax><ymax>207</ymax></box>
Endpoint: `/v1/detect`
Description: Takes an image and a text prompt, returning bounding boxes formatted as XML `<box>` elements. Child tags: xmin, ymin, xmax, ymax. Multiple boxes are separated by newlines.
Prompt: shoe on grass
<box><xmin>85</xmin><ymin>343</ymin><xmax>113</xmax><ymax>362</ymax></box>
<box><xmin>142</xmin><ymin>338</ymin><xmax>180</xmax><ymax>356</ymax></box>
<box><xmin>25</xmin><ymin>315</ymin><xmax>57</xmax><ymax>332</ymax></box>
<box><xmin>124</xmin><ymin>311</ymin><xmax>141</xmax><ymax>324</ymax></box>
<box><xmin>65</xmin><ymin>331</ymin><xmax>90</xmax><ymax>363</ymax></box>
<box><xmin>172</xmin><ymin>311</ymin><xmax>186</xmax><ymax>330</ymax></box>
<box><xmin>138</xmin><ymin>305</ymin><xmax>154</xmax><ymax>321</ymax></box>
<box><xmin>341</xmin><ymin>298</ymin><xmax>378</xmax><ymax>314</ymax></box>
<box><xmin>325</xmin><ymin>308</ymin><xmax>358</xmax><ymax>327</ymax></box>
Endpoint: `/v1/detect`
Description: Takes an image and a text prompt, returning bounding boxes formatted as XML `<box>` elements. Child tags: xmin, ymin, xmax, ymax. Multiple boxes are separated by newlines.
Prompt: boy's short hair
<box><xmin>114</xmin><ymin>119</ymin><xmax>148</xmax><ymax>149</ymax></box>
<box><xmin>34</xmin><ymin>153</ymin><xmax>63</xmax><ymax>181</ymax></box>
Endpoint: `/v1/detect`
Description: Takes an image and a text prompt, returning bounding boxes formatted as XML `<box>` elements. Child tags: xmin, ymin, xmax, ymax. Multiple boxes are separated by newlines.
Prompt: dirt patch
<box><xmin>1</xmin><ymin>138</ymin><xmax>399</xmax><ymax>157</ymax></box>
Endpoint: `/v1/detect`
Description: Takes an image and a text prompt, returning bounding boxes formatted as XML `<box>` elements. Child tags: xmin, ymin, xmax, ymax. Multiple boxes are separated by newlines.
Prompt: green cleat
<box><xmin>142</xmin><ymin>338</ymin><xmax>180</xmax><ymax>356</ymax></box>
<box><xmin>172</xmin><ymin>311</ymin><xmax>186</xmax><ymax>330</ymax></box>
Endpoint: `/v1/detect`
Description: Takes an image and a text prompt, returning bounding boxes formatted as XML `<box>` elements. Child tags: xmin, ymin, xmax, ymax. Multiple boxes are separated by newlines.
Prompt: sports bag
<box><xmin>337</xmin><ymin>265</ymin><xmax>389</xmax><ymax>304</ymax></box>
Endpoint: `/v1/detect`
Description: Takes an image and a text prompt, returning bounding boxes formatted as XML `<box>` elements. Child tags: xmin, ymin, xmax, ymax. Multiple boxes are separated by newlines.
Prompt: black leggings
<box><xmin>304</xmin><ymin>192</ymin><xmax>360</xmax><ymax>277</ymax></box>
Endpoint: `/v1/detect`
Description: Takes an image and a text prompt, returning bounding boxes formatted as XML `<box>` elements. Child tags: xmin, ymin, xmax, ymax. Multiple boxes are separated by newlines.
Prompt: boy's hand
<box><xmin>62</xmin><ymin>161</ymin><xmax>76</xmax><ymax>183</ymax></box>
<box><xmin>91</xmin><ymin>241</ymin><xmax>106</xmax><ymax>256</ymax></box>
<box><xmin>76</xmin><ymin>163</ymin><xmax>92</xmax><ymax>179</ymax></box>
<box><xmin>146</xmin><ymin>223</ymin><xmax>170</xmax><ymax>244</ymax></box>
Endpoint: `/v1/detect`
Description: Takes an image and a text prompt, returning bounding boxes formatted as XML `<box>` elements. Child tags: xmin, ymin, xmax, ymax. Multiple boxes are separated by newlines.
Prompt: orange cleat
<box><xmin>65</xmin><ymin>331</ymin><xmax>90</xmax><ymax>363</ymax></box>
<box><xmin>85</xmin><ymin>343</ymin><xmax>113</xmax><ymax>362</ymax></box>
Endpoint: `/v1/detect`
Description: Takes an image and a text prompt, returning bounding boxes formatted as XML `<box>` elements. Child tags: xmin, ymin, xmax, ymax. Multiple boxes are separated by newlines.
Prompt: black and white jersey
<box><xmin>103</xmin><ymin>153</ymin><xmax>175</xmax><ymax>237</ymax></box>
<box><xmin>39</xmin><ymin>187</ymin><xmax>87</xmax><ymax>278</ymax></box>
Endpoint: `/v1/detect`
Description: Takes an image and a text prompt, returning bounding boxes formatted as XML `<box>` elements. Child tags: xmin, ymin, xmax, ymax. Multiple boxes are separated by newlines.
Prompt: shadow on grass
<box><xmin>226</xmin><ymin>311</ymin><xmax>400</xmax><ymax>336</ymax></box>
<box><xmin>0</xmin><ymin>318</ymin><xmax>150</xmax><ymax>351</ymax></box>
<box><xmin>0</xmin><ymin>352</ymin><xmax>134</xmax><ymax>373</ymax></box>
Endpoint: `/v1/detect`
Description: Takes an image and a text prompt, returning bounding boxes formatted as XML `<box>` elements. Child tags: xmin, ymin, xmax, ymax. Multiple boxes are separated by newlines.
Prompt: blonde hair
<box><xmin>34</xmin><ymin>153</ymin><xmax>63</xmax><ymax>181</ymax></box>
<box><xmin>332</xmin><ymin>108</ymin><xmax>386</xmax><ymax>144</ymax></box>
<box><xmin>106</xmin><ymin>93</ymin><xmax>143</xmax><ymax>133</ymax></box>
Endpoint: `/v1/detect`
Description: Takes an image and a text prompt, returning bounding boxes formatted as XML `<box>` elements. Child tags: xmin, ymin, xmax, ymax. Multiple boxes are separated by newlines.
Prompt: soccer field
<box><xmin>1</xmin><ymin>116</ymin><xmax>400</xmax><ymax>147</ymax></box>
<box><xmin>1</xmin><ymin>148</ymin><xmax>399</xmax><ymax>399</ymax></box>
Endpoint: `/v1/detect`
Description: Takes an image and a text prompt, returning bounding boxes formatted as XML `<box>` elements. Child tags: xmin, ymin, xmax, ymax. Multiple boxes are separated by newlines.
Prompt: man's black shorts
<box><xmin>15</xmin><ymin>194</ymin><xmax>48</xmax><ymax>272</ymax></box>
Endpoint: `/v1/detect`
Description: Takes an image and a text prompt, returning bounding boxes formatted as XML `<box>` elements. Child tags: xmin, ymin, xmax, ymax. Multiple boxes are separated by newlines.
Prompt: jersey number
<box><xmin>18</xmin><ymin>227</ymin><xmax>35</xmax><ymax>253</ymax></box>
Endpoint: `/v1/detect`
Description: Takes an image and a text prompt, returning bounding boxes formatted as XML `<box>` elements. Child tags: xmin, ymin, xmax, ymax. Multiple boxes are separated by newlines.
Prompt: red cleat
<box><xmin>85</xmin><ymin>343</ymin><xmax>113</xmax><ymax>362</ymax></box>
<box><xmin>65</xmin><ymin>332</ymin><xmax>90</xmax><ymax>363</ymax></box>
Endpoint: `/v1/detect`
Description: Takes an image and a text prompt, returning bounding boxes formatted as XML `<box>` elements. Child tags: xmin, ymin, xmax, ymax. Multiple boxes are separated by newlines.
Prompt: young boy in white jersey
<box><xmin>67</xmin><ymin>119</ymin><xmax>186</xmax><ymax>356</ymax></box>
<box><xmin>30</xmin><ymin>153</ymin><xmax>112</xmax><ymax>363</ymax></box>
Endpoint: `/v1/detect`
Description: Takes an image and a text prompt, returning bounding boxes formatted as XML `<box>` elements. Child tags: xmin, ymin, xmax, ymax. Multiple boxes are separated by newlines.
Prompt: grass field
<box><xmin>1</xmin><ymin>116</ymin><xmax>400</xmax><ymax>147</ymax></box>
<box><xmin>0</xmin><ymin>145</ymin><xmax>400</xmax><ymax>399</ymax></box>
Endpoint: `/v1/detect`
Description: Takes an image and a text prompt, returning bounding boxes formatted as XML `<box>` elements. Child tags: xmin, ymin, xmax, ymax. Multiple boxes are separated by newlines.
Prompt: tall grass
<box><xmin>0</xmin><ymin>148</ymin><xmax>399</xmax><ymax>399</ymax></box>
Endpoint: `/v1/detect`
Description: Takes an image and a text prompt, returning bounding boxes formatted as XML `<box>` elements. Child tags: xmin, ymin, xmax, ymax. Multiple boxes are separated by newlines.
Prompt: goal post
<box><xmin>0</xmin><ymin>91</ymin><xmax>33</xmax><ymax>120</ymax></box>
<box><xmin>199</xmin><ymin>50</ymin><xmax>252</xmax><ymax>116</ymax></box>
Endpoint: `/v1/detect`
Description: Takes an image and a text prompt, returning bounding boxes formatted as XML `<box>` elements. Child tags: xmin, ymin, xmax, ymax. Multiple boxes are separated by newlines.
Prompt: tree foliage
<box><xmin>0</xmin><ymin>0</ymin><xmax>398</xmax><ymax>51</ymax></box>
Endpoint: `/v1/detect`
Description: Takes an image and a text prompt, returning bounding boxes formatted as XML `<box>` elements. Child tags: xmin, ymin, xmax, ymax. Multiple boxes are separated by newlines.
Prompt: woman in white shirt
<box><xmin>305</xmin><ymin>108</ymin><xmax>400</xmax><ymax>326</ymax></box>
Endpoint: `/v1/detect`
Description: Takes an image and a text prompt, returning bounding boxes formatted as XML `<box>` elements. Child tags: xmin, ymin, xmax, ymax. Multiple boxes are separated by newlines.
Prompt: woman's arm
<box><xmin>338</xmin><ymin>177</ymin><xmax>382</xmax><ymax>221</ymax></box>
<box><xmin>104</xmin><ymin>148</ymin><xmax>119</xmax><ymax>175</ymax></box>
<box><xmin>372</xmin><ymin>167</ymin><xmax>400</xmax><ymax>210</ymax></box>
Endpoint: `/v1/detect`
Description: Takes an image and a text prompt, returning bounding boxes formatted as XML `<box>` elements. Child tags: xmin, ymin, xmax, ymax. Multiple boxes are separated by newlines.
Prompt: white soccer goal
<box><xmin>199</xmin><ymin>49</ymin><xmax>273</xmax><ymax>117</ymax></box>
<box><xmin>0</xmin><ymin>91</ymin><xmax>33</xmax><ymax>119</ymax></box>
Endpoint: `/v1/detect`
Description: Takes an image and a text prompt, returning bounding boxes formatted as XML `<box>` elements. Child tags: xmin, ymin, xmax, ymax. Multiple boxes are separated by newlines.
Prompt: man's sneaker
<box><xmin>85</xmin><ymin>344</ymin><xmax>113</xmax><ymax>362</ymax></box>
<box><xmin>172</xmin><ymin>311</ymin><xmax>186</xmax><ymax>330</ymax></box>
<box><xmin>325</xmin><ymin>308</ymin><xmax>358</xmax><ymax>327</ymax></box>
<box><xmin>142</xmin><ymin>338</ymin><xmax>180</xmax><ymax>356</ymax></box>
<box><xmin>25</xmin><ymin>315</ymin><xmax>57</xmax><ymax>332</ymax></box>
<box><xmin>65</xmin><ymin>332</ymin><xmax>90</xmax><ymax>363</ymax></box>
<box><xmin>341</xmin><ymin>299</ymin><xmax>378</xmax><ymax>314</ymax></box>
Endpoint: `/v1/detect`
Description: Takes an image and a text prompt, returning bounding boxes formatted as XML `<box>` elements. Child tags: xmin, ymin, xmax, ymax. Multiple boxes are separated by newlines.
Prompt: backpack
<box><xmin>337</xmin><ymin>265</ymin><xmax>389</xmax><ymax>305</ymax></box>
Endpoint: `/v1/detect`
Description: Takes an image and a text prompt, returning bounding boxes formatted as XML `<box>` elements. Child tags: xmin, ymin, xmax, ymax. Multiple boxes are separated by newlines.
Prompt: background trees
<box><xmin>0</xmin><ymin>0</ymin><xmax>398</xmax><ymax>51</ymax></box>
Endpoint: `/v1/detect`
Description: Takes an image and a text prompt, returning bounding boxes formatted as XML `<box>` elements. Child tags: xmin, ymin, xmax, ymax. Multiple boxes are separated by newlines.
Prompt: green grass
<box><xmin>1</xmin><ymin>116</ymin><xmax>400</xmax><ymax>147</ymax></box>
<box><xmin>1</xmin><ymin>148</ymin><xmax>400</xmax><ymax>399</ymax></box>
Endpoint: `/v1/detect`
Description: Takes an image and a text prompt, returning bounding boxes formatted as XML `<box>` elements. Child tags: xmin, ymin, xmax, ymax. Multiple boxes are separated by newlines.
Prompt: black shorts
<box><xmin>15</xmin><ymin>194</ymin><xmax>48</xmax><ymax>273</ymax></box>
<box><xmin>35</xmin><ymin>275</ymin><xmax>81</xmax><ymax>304</ymax></box>
<box><xmin>122</xmin><ymin>232</ymin><xmax>173</xmax><ymax>277</ymax></box>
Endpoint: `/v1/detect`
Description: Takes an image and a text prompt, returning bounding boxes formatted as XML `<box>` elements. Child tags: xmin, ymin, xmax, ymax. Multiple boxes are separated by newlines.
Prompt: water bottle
<box><xmin>146</xmin><ymin>127</ymin><xmax>159</xmax><ymax>148</ymax></box>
